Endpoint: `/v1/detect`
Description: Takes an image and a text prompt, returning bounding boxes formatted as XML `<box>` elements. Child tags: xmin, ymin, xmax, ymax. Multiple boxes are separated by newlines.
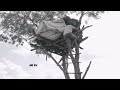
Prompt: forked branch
<box><xmin>81</xmin><ymin>25</ymin><xmax>93</xmax><ymax>31</ymax></box>
<box><xmin>77</xmin><ymin>11</ymin><xmax>85</xmax><ymax>29</ymax></box>
<box><xmin>42</xmin><ymin>48</ymin><xmax>65</xmax><ymax>73</ymax></box>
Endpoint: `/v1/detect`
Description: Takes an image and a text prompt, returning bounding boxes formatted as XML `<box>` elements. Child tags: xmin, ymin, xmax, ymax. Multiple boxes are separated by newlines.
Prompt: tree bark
<box><xmin>62</xmin><ymin>55</ymin><xmax>70</xmax><ymax>79</ymax></box>
<box><xmin>67</xmin><ymin>41</ymin><xmax>81</xmax><ymax>79</ymax></box>
<box><xmin>70</xmin><ymin>11</ymin><xmax>84</xmax><ymax>79</ymax></box>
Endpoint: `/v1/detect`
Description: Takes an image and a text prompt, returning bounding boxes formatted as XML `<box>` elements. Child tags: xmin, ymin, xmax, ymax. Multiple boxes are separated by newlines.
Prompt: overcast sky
<box><xmin>0</xmin><ymin>11</ymin><xmax>120</xmax><ymax>79</ymax></box>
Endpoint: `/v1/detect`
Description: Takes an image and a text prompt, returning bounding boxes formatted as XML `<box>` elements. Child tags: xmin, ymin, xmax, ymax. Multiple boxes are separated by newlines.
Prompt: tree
<box><xmin>0</xmin><ymin>11</ymin><xmax>104</xmax><ymax>79</ymax></box>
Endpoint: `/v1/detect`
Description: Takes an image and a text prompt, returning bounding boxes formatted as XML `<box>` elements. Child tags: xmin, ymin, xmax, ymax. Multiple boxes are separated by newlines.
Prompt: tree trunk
<box><xmin>74</xmin><ymin>40</ymin><xmax>81</xmax><ymax>79</ymax></box>
<box><xmin>74</xmin><ymin>64</ymin><xmax>81</xmax><ymax>79</ymax></box>
<box><xmin>62</xmin><ymin>55</ymin><xmax>70</xmax><ymax>79</ymax></box>
<box><xmin>67</xmin><ymin>40</ymin><xmax>81</xmax><ymax>79</ymax></box>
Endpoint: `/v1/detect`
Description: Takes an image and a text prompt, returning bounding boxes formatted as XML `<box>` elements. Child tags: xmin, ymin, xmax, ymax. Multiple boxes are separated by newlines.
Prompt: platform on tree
<box><xmin>30</xmin><ymin>35</ymin><xmax>69</xmax><ymax>56</ymax></box>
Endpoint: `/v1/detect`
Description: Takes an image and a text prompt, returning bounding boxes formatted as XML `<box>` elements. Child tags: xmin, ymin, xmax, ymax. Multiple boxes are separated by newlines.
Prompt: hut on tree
<box><xmin>30</xmin><ymin>16</ymin><xmax>84</xmax><ymax>56</ymax></box>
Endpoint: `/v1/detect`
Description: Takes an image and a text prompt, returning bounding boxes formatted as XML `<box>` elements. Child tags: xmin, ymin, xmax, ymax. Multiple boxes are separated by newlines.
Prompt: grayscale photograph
<box><xmin>0</xmin><ymin>11</ymin><xmax>119</xmax><ymax>79</ymax></box>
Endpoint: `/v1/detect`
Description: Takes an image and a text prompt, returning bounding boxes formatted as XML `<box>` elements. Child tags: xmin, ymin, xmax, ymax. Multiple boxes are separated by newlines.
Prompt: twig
<box><xmin>80</xmin><ymin>37</ymin><xmax>88</xmax><ymax>43</ymax></box>
<box><xmin>81</xmin><ymin>25</ymin><xmax>93</xmax><ymax>31</ymax></box>
<box><xmin>42</xmin><ymin>48</ymin><xmax>65</xmax><ymax>72</ymax></box>
<box><xmin>28</xmin><ymin>17</ymin><xmax>38</xmax><ymax>27</ymax></box>
<box><xmin>79</xmin><ymin>47</ymin><xmax>84</xmax><ymax>49</ymax></box>
<box><xmin>82</xmin><ymin>61</ymin><xmax>92</xmax><ymax>79</ymax></box>
<box><xmin>58</xmin><ymin>57</ymin><xmax>63</xmax><ymax>64</ymax></box>
<box><xmin>46</xmin><ymin>55</ymin><xmax>47</xmax><ymax>61</ymax></box>
<box><xmin>77</xmin><ymin>11</ymin><xmax>85</xmax><ymax>29</ymax></box>
<box><xmin>77</xmin><ymin>25</ymin><xmax>93</xmax><ymax>34</ymax></box>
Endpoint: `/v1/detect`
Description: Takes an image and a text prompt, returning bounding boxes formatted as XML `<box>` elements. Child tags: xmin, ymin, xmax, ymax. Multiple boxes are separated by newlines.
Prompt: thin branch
<box><xmin>46</xmin><ymin>43</ymin><xmax>65</xmax><ymax>50</ymax></box>
<box><xmin>42</xmin><ymin>48</ymin><xmax>65</xmax><ymax>73</ymax></box>
<box><xmin>75</xmin><ymin>25</ymin><xmax>92</xmax><ymax>36</ymax></box>
<box><xmin>77</xmin><ymin>25</ymin><xmax>93</xmax><ymax>34</ymax></box>
<box><xmin>28</xmin><ymin>17</ymin><xmax>38</xmax><ymax>27</ymax></box>
<box><xmin>43</xmin><ymin>48</ymin><xmax>70</xmax><ymax>79</ymax></box>
<box><xmin>58</xmin><ymin>57</ymin><xmax>63</xmax><ymax>64</ymax></box>
<box><xmin>77</xmin><ymin>11</ymin><xmax>84</xmax><ymax>29</ymax></box>
<box><xmin>83</xmin><ymin>11</ymin><xmax>87</xmax><ymax>15</ymax></box>
<box><xmin>46</xmin><ymin>55</ymin><xmax>47</xmax><ymax>61</ymax></box>
<box><xmin>81</xmin><ymin>25</ymin><xmax>93</xmax><ymax>31</ymax></box>
<box><xmin>81</xmin><ymin>36</ymin><xmax>88</xmax><ymax>43</ymax></box>
<box><xmin>79</xmin><ymin>47</ymin><xmax>84</xmax><ymax>49</ymax></box>
<box><xmin>82</xmin><ymin>61</ymin><xmax>92</xmax><ymax>79</ymax></box>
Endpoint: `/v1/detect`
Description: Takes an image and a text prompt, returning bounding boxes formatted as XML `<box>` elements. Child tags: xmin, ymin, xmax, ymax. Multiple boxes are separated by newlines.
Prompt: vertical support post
<box><xmin>62</xmin><ymin>54</ymin><xmax>70</xmax><ymax>79</ymax></box>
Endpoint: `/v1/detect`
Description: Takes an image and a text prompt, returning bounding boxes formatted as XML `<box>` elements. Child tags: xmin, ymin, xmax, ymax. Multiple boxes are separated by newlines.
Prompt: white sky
<box><xmin>0</xmin><ymin>11</ymin><xmax>120</xmax><ymax>79</ymax></box>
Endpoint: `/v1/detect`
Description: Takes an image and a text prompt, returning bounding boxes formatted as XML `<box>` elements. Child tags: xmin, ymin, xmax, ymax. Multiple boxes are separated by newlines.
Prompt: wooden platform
<box><xmin>30</xmin><ymin>35</ymin><xmax>69</xmax><ymax>56</ymax></box>
<box><xmin>30</xmin><ymin>31</ymin><xmax>85</xmax><ymax>56</ymax></box>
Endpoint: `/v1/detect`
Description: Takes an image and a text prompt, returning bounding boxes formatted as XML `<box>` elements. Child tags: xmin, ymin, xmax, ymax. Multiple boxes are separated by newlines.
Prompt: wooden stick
<box><xmin>82</xmin><ymin>61</ymin><xmax>92</xmax><ymax>79</ymax></box>
<box><xmin>58</xmin><ymin>57</ymin><xmax>63</xmax><ymax>64</ymax></box>
<box><xmin>64</xmin><ymin>62</ymin><xmax>81</xmax><ymax>64</ymax></box>
<box><xmin>42</xmin><ymin>48</ymin><xmax>65</xmax><ymax>72</ymax></box>
<box><xmin>66</xmin><ymin>72</ymin><xmax>82</xmax><ymax>74</ymax></box>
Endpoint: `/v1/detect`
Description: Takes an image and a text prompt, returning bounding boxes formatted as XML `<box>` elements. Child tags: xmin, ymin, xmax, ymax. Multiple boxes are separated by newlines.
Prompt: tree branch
<box><xmin>77</xmin><ymin>25</ymin><xmax>93</xmax><ymax>35</ymax></box>
<box><xmin>81</xmin><ymin>25</ymin><xmax>93</xmax><ymax>32</ymax></box>
<box><xmin>80</xmin><ymin>36</ymin><xmax>88</xmax><ymax>43</ymax></box>
<box><xmin>75</xmin><ymin>40</ymin><xmax>79</xmax><ymax>62</ymax></box>
<box><xmin>82</xmin><ymin>61</ymin><xmax>92</xmax><ymax>79</ymax></box>
<box><xmin>28</xmin><ymin>17</ymin><xmax>38</xmax><ymax>27</ymax></box>
<box><xmin>77</xmin><ymin>25</ymin><xmax>92</xmax><ymax>44</ymax></box>
<box><xmin>42</xmin><ymin>48</ymin><xmax>65</xmax><ymax>73</ymax></box>
<box><xmin>79</xmin><ymin>46</ymin><xmax>84</xmax><ymax>49</ymax></box>
<box><xmin>43</xmin><ymin>48</ymin><xmax>70</xmax><ymax>79</ymax></box>
<box><xmin>58</xmin><ymin>57</ymin><xmax>63</xmax><ymax>64</ymax></box>
<box><xmin>46</xmin><ymin>55</ymin><xmax>47</xmax><ymax>61</ymax></box>
<box><xmin>77</xmin><ymin>11</ymin><xmax>85</xmax><ymax>29</ymax></box>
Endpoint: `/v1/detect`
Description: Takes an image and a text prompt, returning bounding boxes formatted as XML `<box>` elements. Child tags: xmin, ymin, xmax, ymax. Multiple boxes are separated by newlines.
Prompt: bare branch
<box><xmin>76</xmin><ymin>25</ymin><xmax>92</xmax><ymax>38</ymax></box>
<box><xmin>81</xmin><ymin>25</ymin><xmax>93</xmax><ymax>31</ymax></box>
<box><xmin>75</xmin><ymin>24</ymin><xmax>92</xmax><ymax>39</ymax></box>
<box><xmin>79</xmin><ymin>47</ymin><xmax>84</xmax><ymax>49</ymax></box>
<box><xmin>58</xmin><ymin>57</ymin><xmax>63</xmax><ymax>64</ymax></box>
<box><xmin>42</xmin><ymin>48</ymin><xmax>65</xmax><ymax>72</ymax></box>
<box><xmin>81</xmin><ymin>36</ymin><xmax>88</xmax><ymax>43</ymax></box>
<box><xmin>83</xmin><ymin>11</ymin><xmax>87</xmax><ymax>15</ymax></box>
<box><xmin>77</xmin><ymin>11</ymin><xmax>85</xmax><ymax>29</ymax></box>
<box><xmin>46</xmin><ymin>55</ymin><xmax>47</xmax><ymax>61</ymax></box>
<box><xmin>82</xmin><ymin>61</ymin><xmax>92</xmax><ymax>79</ymax></box>
<box><xmin>77</xmin><ymin>36</ymin><xmax>88</xmax><ymax>44</ymax></box>
<box><xmin>28</xmin><ymin>17</ymin><xmax>38</xmax><ymax>27</ymax></box>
